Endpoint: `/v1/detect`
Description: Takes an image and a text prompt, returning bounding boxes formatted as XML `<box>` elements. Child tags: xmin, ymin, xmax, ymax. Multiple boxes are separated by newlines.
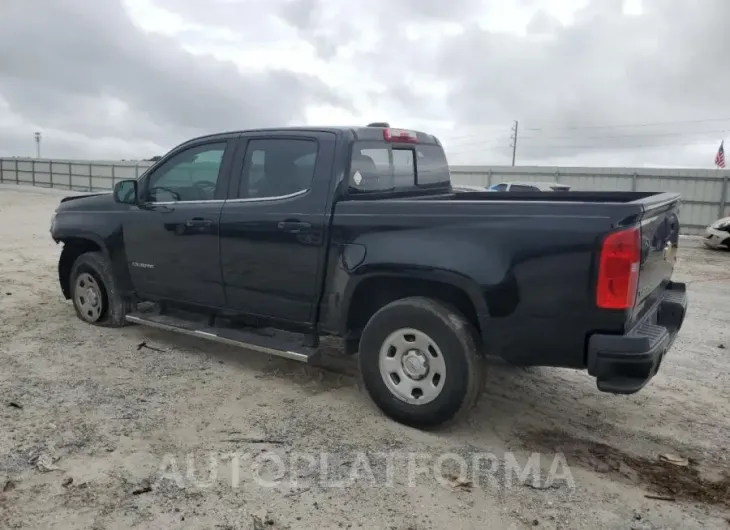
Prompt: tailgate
<box><xmin>634</xmin><ymin>196</ymin><xmax>681</xmax><ymax>315</ymax></box>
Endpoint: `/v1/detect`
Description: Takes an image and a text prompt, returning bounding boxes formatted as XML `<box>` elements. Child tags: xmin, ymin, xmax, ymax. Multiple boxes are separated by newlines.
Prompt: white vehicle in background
<box><xmin>703</xmin><ymin>216</ymin><xmax>730</xmax><ymax>250</ymax></box>
<box><xmin>452</xmin><ymin>184</ymin><xmax>493</xmax><ymax>193</ymax></box>
<box><xmin>489</xmin><ymin>181</ymin><xmax>571</xmax><ymax>192</ymax></box>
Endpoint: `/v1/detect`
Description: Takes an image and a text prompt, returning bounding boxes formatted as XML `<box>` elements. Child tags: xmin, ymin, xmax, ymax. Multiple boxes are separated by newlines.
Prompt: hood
<box><xmin>711</xmin><ymin>216</ymin><xmax>730</xmax><ymax>228</ymax></box>
<box><xmin>57</xmin><ymin>192</ymin><xmax>114</xmax><ymax>211</ymax></box>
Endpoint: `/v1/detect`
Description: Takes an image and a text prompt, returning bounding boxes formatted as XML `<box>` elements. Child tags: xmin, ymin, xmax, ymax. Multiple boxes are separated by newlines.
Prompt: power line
<box><xmin>447</xmin><ymin>130</ymin><xmax>728</xmax><ymax>153</ymax></box>
<box><xmin>449</xmin><ymin>139</ymin><xmax>724</xmax><ymax>153</ymax></box>
<box><xmin>449</xmin><ymin>127</ymin><xmax>730</xmax><ymax>144</ymax></box>
<box><xmin>520</xmin><ymin>129</ymin><xmax>730</xmax><ymax>141</ymax></box>
<box><xmin>446</xmin><ymin>137</ymin><xmax>726</xmax><ymax>157</ymax></box>
<box><xmin>446</xmin><ymin>129</ymin><xmax>514</xmax><ymax>142</ymax></box>
<box><xmin>444</xmin><ymin>117</ymin><xmax>730</xmax><ymax>147</ymax></box>
<box><xmin>445</xmin><ymin>130</ymin><xmax>729</xmax><ymax>152</ymax></box>
<box><xmin>523</xmin><ymin>116</ymin><xmax>730</xmax><ymax>132</ymax></box>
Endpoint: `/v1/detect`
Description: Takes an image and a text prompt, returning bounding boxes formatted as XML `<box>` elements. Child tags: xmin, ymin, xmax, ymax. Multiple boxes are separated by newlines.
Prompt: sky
<box><xmin>0</xmin><ymin>0</ymin><xmax>728</xmax><ymax>168</ymax></box>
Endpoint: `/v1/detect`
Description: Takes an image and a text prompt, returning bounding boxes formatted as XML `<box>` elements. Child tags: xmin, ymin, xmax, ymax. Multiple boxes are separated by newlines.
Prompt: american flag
<box><xmin>715</xmin><ymin>141</ymin><xmax>725</xmax><ymax>168</ymax></box>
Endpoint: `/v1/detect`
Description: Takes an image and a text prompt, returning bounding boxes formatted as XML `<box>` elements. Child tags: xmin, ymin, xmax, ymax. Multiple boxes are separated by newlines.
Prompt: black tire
<box><xmin>69</xmin><ymin>251</ymin><xmax>133</xmax><ymax>327</ymax></box>
<box><xmin>358</xmin><ymin>297</ymin><xmax>483</xmax><ymax>428</ymax></box>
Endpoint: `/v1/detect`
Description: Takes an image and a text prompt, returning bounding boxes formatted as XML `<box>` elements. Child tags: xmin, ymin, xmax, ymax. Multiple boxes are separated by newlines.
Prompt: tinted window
<box><xmin>146</xmin><ymin>142</ymin><xmax>226</xmax><ymax>203</ymax></box>
<box><xmin>349</xmin><ymin>142</ymin><xmax>449</xmax><ymax>192</ymax></box>
<box><xmin>239</xmin><ymin>139</ymin><xmax>318</xmax><ymax>199</ymax></box>
<box><xmin>393</xmin><ymin>149</ymin><xmax>416</xmax><ymax>187</ymax></box>
<box><xmin>415</xmin><ymin>145</ymin><xmax>449</xmax><ymax>185</ymax></box>
<box><xmin>509</xmin><ymin>184</ymin><xmax>540</xmax><ymax>192</ymax></box>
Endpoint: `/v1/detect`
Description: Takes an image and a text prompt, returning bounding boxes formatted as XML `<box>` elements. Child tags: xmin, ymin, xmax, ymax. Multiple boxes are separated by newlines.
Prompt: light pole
<box><xmin>34</xmin><ymin>132</ymin><xmax>41</xmax><ymax>158</ymax></box>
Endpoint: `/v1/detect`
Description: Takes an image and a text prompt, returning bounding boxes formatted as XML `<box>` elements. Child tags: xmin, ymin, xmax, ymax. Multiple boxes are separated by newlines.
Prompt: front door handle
<box><xmin>185</xmin><ymin>218</ymin><xmax>213</xmax><ymax>227</ymax></box>
<box><xmin>277</xmin><ymin>220</ymin><xmax>311</xmax><ymax>233</ymax></box>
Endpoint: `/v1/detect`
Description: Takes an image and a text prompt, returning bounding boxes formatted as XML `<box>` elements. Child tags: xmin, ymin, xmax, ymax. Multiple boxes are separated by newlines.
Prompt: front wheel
<box><xmin>358</xmin><ymin>297</ymin><xmax>483</xmax><ymax>428</ymax></box>
<box><xmin>69</xmin><ymin>251</ymin><xmax>132</xmax><ymax>327</ymax></box>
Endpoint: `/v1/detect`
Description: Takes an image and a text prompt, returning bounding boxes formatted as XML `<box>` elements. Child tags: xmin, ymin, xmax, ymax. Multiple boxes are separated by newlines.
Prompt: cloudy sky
<box><xmin>0</xmin><ymin>0</ymin><xmax>728</xmax><ymax>168</ymax></box>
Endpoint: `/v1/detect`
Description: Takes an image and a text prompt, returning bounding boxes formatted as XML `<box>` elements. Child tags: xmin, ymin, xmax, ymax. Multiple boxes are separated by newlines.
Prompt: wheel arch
<box><xmin>58</xmin><ymin>235</ymin><xmax>109</xmax><ymax>299</ymax></box>
<box><xmin>342</xmin><ymin>269</ymin><xmax>488</xmax><ymax>353</ymax></box>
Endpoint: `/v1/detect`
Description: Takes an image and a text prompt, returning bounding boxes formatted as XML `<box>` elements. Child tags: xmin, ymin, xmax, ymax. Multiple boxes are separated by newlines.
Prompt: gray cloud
<box><xmin>2</xmin><ymin>0</ymin><xmax>728</xmax><ymax>167</ymax></box>
<box><xmin>0</xmin><ymin>0</ymin><xmax>346</xmax><ymax>158</ymax></box>
<box><xmin>279</xmin><ymin>0</ymin><xmax>730</xmax><ymax>166</ymax></box>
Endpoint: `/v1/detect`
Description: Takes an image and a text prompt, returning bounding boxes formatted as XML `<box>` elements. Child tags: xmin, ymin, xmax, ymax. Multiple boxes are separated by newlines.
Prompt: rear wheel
<box><xmin>358</xmin><ymin>297</ymin><xmax>483</xmax><ymax>428</ymax></box>
<box><xmin>69</xmin><ymin>251</ymin><xmax>133</xmax><ymax>327</ymax></box>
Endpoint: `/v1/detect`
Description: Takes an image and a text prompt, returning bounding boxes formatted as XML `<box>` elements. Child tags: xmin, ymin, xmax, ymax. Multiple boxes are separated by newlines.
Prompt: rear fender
<box><xmin>341</xmin><ymin>266</ymin><xmax>489</xmax><ymax>334</ymax></box>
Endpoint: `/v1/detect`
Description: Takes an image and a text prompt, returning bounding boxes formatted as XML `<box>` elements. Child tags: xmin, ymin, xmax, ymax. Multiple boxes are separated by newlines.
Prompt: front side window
<box><xmin>239</xmin><ymin>138</ymin><xmax>318</xmax><ymax>199</ymax></box>
<box><xmin>146</xmin><ymin>142</ymin><xmax>226</xmax><ymax>203</ymax></box>
<box><xmin>490</xmin><ymin>183</ymin><xmax>508</xmax><ymax>191</ymax></box>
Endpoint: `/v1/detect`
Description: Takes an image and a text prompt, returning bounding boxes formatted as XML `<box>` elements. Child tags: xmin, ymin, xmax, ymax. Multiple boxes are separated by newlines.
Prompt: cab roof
<box><xmin>188</xmin><ymin>126</ymin><xmax>441</xmax><ymax>145</ymax></box>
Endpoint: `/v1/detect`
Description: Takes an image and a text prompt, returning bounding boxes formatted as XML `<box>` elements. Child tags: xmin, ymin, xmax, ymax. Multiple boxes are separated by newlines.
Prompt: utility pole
<box><xmin>33</xmin><ymin>132</ymin><xmax>41</xmax><ymax>158</ymax></box>
<box><xmin>509</xmin><ymin>120</ymin><xmax>518</xmax><ymax>167</ymax></box>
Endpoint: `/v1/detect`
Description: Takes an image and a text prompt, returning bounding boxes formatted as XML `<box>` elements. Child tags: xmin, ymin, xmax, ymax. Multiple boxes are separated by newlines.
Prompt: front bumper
<box><xmin>703</xmin><ymin>226</ymin><xmax>729</xmax><ymax>248</ymax></box>
<box><xmin>587</xmin><ymin>281</ymin><xmax>687</xmax><ymax>395</ymax></box>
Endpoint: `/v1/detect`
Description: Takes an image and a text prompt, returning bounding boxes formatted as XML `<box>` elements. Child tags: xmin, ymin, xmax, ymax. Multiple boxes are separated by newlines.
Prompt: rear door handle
<box><xmin>185</xmin><ymin>218</ymin><xmax>213</xmax><ymax>227</ymax></box>
<box><xmin>277</xmin><ymin>220</ymin><xmax>311</xmax><ymax>233</ymax></box>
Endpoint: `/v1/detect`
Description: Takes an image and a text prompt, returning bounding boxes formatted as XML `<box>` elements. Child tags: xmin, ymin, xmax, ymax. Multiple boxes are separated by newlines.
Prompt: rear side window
<box><xmin>349</xmin><ymin>142</ymin><xmax>449</xmax><ymax>192</ymax></box>
<box><xmin>239</xmin><ymin>138</ymin><xmax>317</xmax><ymax>199</ymax></box>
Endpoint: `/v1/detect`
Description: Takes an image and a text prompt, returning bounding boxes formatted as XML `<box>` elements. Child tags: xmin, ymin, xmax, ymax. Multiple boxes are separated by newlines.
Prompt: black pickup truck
<box><xmin>50</xmin><ymin>125</ymin><xmax>688</xmax><ymax>428</ymax></box>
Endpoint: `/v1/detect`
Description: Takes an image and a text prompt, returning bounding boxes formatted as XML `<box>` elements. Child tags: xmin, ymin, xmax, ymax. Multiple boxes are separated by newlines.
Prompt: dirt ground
<box><xmin>1</xmin><ymin>183</ymin><xmax>729</xmax><ymax>530</ymax></box>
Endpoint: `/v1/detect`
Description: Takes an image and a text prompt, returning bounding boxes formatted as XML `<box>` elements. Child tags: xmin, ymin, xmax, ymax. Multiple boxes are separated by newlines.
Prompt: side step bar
<box><xmin>125</xmin><ymin>312</ymin><xmax>316</xmax><ymax>362</ymax></box>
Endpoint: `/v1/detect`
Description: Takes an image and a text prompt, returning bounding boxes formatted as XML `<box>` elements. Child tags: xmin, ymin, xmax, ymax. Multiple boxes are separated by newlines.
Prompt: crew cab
<box><xmin>50</xmin><ymin>125</ymin><xmax>688</xmax><ymax>428</ymax></box>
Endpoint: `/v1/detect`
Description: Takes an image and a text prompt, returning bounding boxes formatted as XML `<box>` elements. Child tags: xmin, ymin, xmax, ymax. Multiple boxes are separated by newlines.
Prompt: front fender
<box><xmin>52</xmin><ymin>215</ymin><xmax>133</xmax><ymax>295</ymax></box>
<box><xmin>53</xmin><ymin>227</ymin><xmax>110</xmax><ymax>260</ymax></box>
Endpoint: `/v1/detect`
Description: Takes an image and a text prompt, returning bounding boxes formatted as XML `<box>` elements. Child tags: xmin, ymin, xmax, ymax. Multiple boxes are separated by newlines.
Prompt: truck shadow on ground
<box><xmin>130</xmin><ymin>326</ymin><xmax>730</xmax><ymax>510</ymax></box>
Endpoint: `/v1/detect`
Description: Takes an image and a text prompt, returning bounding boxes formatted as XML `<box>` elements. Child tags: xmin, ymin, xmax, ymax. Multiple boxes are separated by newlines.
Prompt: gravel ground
<box><xmin>1</xmin><ymin>184</ymin><xmax>729</xmax><ymax>530</ymax></box>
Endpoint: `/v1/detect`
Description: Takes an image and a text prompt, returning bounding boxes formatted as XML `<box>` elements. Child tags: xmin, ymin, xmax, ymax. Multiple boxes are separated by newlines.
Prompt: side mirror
<box><xmin>113</xmin><ymin>180</ymin><xmax>138</xmax><ymax>204</ymax></box>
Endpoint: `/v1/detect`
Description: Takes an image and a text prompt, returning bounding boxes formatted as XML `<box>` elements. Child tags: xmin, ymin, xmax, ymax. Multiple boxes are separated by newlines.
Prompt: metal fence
<box><xmin>451</xmin><ymin>165</ymin><xmax>730</xmax><ymax>235</ymax></box>
<box><xmin>2</xmin><ymin>157</ymin><xmax>728</xmax><ymax>235</ymax></box>
<box><xmin>0</xmin><ymin>158</ymin><xmax>155</xmax><ymax>193</ymax></box>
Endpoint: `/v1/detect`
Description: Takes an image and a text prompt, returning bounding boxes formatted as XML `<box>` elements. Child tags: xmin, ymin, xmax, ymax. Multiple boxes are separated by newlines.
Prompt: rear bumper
<box><xmin>587</xmin><ymin>281</ymin><xmax>687</xmax><ymax>395</ymax></box>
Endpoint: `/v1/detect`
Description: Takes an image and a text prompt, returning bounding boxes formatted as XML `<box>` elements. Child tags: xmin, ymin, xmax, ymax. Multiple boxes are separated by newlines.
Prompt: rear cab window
<box><xmin>348</xmin><ymin>139</ymin><xmax>449</xmax><ymax>193</ymax></box>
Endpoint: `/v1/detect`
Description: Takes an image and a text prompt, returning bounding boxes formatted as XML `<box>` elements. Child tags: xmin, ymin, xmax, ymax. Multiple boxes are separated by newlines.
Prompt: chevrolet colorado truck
<box><xmin>50</xmin><ymin>125</ymin><xmax>688</xmax><ymax>428</ymax></box>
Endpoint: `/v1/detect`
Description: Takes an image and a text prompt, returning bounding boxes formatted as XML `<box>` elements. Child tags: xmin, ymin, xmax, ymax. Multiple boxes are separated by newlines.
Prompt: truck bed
<box><xmin>448</xmin><ymin>190</ymin><xmax>665</xmax><ymax>203</ymax></box>
<box><xmin>329</xmin><ymin>191</ymin><xmax>681</xmax><ymax>368</ymax></box>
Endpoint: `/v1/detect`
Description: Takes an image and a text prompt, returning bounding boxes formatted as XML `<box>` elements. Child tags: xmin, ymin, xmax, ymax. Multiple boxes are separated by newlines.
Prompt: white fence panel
<box><xmin>2</xmin><ymin>158</ymin><xmax>729</xmax><ymax>235</ymax></box>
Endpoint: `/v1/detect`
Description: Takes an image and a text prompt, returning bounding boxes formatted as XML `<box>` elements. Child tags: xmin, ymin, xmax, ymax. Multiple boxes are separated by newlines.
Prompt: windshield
<box><xmin>349</xmin><ymin>141</ymin><xmax>449</xmax><ymax>192</ymax></box>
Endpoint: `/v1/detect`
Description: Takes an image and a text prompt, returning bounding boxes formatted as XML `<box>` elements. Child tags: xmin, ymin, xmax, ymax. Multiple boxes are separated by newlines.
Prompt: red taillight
<box><xmin>383</xmin><ymin>128</ymin><xmax>418</xmax><ymax>143</ymax></box>
<box><xmin>596</xmin><ymin>226</ymin><xmax>641</xmax><ymax>309</ymax></box>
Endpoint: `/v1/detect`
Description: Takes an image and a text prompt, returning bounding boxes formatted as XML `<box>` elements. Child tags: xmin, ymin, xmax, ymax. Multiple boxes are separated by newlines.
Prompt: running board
<box><xmin>125</xmin><ymin>312</ymin><xmax>316</xmax><ymax>362</ymax></box>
